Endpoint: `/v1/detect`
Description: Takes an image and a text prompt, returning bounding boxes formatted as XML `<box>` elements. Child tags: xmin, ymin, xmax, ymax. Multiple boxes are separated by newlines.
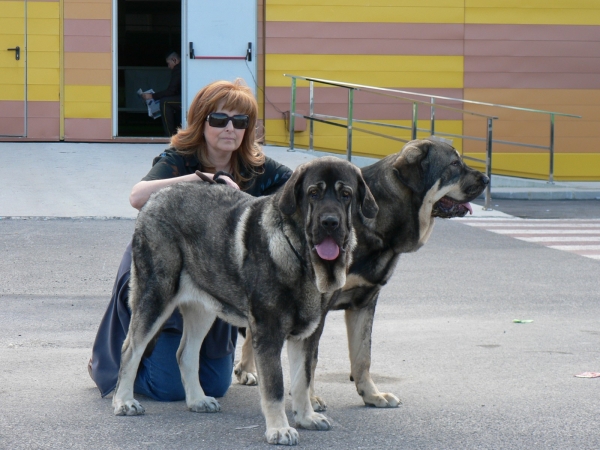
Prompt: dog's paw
<box><xmin>188</xmin><ymin>396</ymin><xmax>221</xmax><ymax>413</ymax></box>
<box><xmin>265</xmin><ymin>426</ymin><xmax>299</xmax><ymax>446</ymax></box>
<box><xmin>363</xmin><ymin>392</ymin><xmax>401</xmax><ymax>408</ymax></box>
<box><xmin>113</xmin><ymin>398</ymin><xmax>145</xmax><ymax>416</ymax></box>
<box><xmin>234</xmin><ymin>363</ymin><xmax>258</xmax><ymax>386</ymax></box>
<box><xmin>311</xmin><ymin>395</ymin><xmax>327</xmax><ymax>411</ymax></box>
<box><xmin>295</xmin><ymin>412</ymin><xmax>331</xmax><ymax>431</ymax></box>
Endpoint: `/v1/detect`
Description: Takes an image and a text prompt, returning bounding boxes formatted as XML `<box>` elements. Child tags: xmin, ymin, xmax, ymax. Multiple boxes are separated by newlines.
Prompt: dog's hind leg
<box><xmin>177</xmin><ymin>301</ymin><xmax>220</xmax><ymax>413</ymax></box>
<box><xmin>112</xmin><ymin>304</ymin><xmax>177</xmax><ymax>416</ymax></box>
<box><xmin>345</xmin><ymin>302</ymin><xmax>401</xmax><ymax>408</ymax></box>
<box><xmin>234</xmin><ymin>328</ymin><xmax>258</xmax><ymax>386</ymax></box>
<box><xmin>287</xmin><ymin>336</ymin><xmax>331</xmax><ymax>431</ymax></box>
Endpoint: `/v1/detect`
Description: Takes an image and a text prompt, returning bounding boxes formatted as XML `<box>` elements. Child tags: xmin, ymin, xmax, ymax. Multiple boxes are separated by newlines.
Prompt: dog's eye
<box><xmin>341</xmin><ymin>190</ymin><xmax>351</xmax><ymax>200</ymax></box>
<box><xmin>309</xmin><ymin>189</ymin><xmax>319</xmax><ymax>199</ymax></box>
<box><xmin>451</xmin><ymin>160</ymin><xmax>461</xmax><ymax>167</ymax></box>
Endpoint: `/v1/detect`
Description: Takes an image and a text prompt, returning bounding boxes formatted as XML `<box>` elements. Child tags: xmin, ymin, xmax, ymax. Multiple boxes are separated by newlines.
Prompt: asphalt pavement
<box><xmin>1</xmin><ymin>141</ymin><xmax>599</xmax><ymax>449</ymax></box>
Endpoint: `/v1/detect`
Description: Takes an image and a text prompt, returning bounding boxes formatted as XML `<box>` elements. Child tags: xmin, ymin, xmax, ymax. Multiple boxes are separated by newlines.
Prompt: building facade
<box><xmin>1</xmin><ymin>0</ymin><xmax>599</xmax><ymax>180</ymax></box>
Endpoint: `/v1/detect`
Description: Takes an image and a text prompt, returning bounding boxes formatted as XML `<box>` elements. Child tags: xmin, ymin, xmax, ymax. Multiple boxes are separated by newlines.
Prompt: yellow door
<box><xmin>0</xmin><ymin>0</ymin><xmax>26</xmax><ymax>136</ymax></box>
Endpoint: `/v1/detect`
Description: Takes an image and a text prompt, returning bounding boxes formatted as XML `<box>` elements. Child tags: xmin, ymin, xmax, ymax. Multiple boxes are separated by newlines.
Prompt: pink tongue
<box><xmin>463</xmin><ymin>202</ymin><xmax>473</xmax><ymax>215</ymax></box>
<box><xmin>315</xmin><ymin>237</ymin><xmax>340</xmax><ymax>260</ymax></box>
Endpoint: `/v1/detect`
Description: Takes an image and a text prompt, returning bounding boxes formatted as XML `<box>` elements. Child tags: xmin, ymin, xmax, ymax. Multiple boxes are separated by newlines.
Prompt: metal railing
<box><xmin>285</xmin><ymin>75</ymin><xmax>581</xmax><ymax>210</ymax></box>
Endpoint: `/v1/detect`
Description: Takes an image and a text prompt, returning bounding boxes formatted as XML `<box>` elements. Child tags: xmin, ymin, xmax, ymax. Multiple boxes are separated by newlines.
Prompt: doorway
<box><xmin>116</xmin><ymin>0</ymin><xmax>181</xmax><ymax>137</ymax></box>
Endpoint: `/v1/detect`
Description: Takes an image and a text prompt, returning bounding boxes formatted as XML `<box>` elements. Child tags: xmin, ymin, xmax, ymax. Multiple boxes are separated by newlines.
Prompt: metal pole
<box><xmin>411</xmin><ymin>102</ymin><xmax>418</xmax><ymax>140</ymax></box>
<box><xmin>484</xmin><ymin>118</ymin><xmax>493</xmax><ymax>211</ymax></box>
<box><xmin>288</xmin><ymin>77</ymin><xmax>296</xmax><ymax>152</ymax></box>
<box><xmin>309</xmin><ymin>80</ymin><xmax>314</xmax><ymax>151</ymax></box>
<box><xmin>347</xmin><ymin>88</ymin><xmax>354</xmax><ymax>162</ymax></box>
<box><xmin>548</xmin><ymin>113</ymin><xmax>555</xmax><ymax>183</ymax></box>
<box><xmin>430</xmin><ymin>97</ymin><xmax>435</xmax><ymax>136</ymax></box>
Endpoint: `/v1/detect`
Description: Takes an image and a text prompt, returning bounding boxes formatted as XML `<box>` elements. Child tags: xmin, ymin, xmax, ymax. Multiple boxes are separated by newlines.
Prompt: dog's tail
<box><xmin>142</xmin><ymin>331</ymin><xmax>161</xmax><ymax>359</ymax></box>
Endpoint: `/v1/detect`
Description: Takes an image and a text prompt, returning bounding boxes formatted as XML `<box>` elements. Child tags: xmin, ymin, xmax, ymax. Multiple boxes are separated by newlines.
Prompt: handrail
<box><xmin>284</xmin><ymin>74</ymin><xmax>582</xmax><ymax>210</ymax></box>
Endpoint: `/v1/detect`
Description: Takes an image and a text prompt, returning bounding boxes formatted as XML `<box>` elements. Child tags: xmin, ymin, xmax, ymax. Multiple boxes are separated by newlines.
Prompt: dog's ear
<box><xmin>393</xmin><ymin>140</ymin><xmax>431</xmax><ymax>193</ymax></box>
<box><xmin>356</xmin><ymin>170</ymin><xmax>378</xmax><ymax>219</ymax></box>
<box><xmin>278</xmin><ymin>164</ymin><xmax>306</xmax><ymax>215</ymax></box>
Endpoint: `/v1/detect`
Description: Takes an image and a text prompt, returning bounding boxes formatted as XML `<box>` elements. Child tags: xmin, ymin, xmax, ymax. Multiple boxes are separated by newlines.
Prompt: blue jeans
<box><xmin>134</xmin><ymin>330</ymin><xmax>235</xmax><ymax>401</ymax></box>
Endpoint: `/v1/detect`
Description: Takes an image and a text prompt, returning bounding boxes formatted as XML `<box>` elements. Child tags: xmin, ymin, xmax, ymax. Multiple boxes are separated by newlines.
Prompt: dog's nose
<box><xmin>481</xmin><ymin>175</ymin><xmax>490</xmax><ymax>185</ymax></box>
<box><xmin>321</xmin><ymin>215</ymin><xmax>339</xmax><ymax>232</ymax></box>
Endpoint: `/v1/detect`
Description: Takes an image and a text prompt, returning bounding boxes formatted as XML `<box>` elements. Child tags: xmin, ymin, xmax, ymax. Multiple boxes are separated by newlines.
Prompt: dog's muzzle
<box><xmin>432</xmin><ymin>196</ymin><xmax>473</xmax><ymax>218</ymax></box>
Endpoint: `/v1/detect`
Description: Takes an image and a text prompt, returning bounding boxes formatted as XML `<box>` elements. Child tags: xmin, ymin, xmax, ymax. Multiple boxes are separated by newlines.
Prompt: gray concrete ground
<box><xmin>1</xmin><ymin>142</ymin><xmax>599</xmax><ymax>449</ymax></box>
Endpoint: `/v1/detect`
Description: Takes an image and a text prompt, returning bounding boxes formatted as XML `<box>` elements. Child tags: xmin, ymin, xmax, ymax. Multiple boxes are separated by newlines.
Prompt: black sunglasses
<box><xmin>206</xmin><ymin>113</ymin><xmax>250</xmax><ymax>129</ymax></box>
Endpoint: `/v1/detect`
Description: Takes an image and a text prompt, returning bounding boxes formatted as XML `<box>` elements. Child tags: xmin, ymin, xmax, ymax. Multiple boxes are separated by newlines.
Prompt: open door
<box><xmin>0</xmin><ymin>1</ymin><xmax>26</xmax><ymax>137</ymax></box>
<box><xmin>115</xmin><ymin>0</ymin><xmax>181</xmax><ymax>137</ymax></box>
<box><xmin>182</xmin><ymin>1</ymin><xmax>257</xmax><ymax>127</ymax></box>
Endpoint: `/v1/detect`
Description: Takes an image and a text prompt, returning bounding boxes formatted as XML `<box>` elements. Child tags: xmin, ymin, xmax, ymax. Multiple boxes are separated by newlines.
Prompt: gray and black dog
<box><xmin>111</xmin><ymin>156</ymin><xmax>378</xmax><ymax>446</ymax></box>
<box><xmin>236</xmin><ymin>138</ymin><xmax>490</xmax><ymax>410</ymax></box>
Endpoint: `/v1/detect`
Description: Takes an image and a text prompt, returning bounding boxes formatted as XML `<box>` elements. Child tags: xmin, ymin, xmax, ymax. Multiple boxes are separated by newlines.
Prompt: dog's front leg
<box><xmin>234</xmin><ymin>328</ymin><xmax>258</xmax><ymax>386</ymax></box>
<box><xmin>345</xmin><ymin>302</ymin><xmax>401</xmax><ymax>408</ymax></box>
<box><xmin>287</xmin><ymin>336</ymin><xmax>331</xmax><ymax>431</ymax></box>
<box><xmin>252</xmin><ymin>329</ymin><xmax>298</xmax><ymax>445</ymax></box>
<box><xmin>177</xmin><ymin>302</ymin><xmax>220</xmax><ymax>413</ymax></box>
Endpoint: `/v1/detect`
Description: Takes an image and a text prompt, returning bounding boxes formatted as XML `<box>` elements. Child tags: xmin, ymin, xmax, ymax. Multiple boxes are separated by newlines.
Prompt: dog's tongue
<box><xmin>463</xmin><ymin>202</ymin><xmax>473</xmax><ymax>215</ymax></box>
<box><xmin>315</xmin><ymin>237</ymin><xmax>340</xmax><ymax>260</ymax></box>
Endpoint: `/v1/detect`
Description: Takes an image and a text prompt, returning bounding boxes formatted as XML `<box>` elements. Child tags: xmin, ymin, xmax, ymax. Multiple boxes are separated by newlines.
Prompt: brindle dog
<box><xmin>235</xmin><ymin>138</ymin><xmax>489</xmax><ymax>411</ymax></box>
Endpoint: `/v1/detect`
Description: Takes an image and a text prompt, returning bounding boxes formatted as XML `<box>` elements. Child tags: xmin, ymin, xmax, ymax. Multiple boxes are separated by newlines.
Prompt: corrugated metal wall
<box><xmin>1</xmin><ymin>1</ymin><xmax>598</xmax><ymax>180</ymax></box>
<box><xmin>262</xmin><ymin>0</ymin><xmax>600</xmax><ymax>181</ymax></box>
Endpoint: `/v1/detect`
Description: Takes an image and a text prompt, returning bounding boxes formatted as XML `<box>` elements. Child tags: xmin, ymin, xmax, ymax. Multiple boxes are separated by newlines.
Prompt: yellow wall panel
<box><xmin>28</xmin><ymin>1</ymin><xmax>59</xmax><ymax>19</ymax></box>
<box><xmin>27</xmin><ymin>18</ymin><xmax>59</xmax><ymax>35</ymax></box>
<box><xmin>465</xmin><ymin>8</ymin><xmax>600</xmax><ymax>25</ymax></box>
<box><xmin>28</xmin><ymin>84</ymin><xmax>59</xmax><ymax>101</ymax></box>
<box><xmin>28</xmin><ymin>68</ymin><xmax>59</xmax><ymax>85</ymax></box>
<box><xmin>466</xmin><ymin>0</ymin><xmax>599</xmax><ymax>8</ymax></box>
<box><xmin>0</xmin><ymin>1</ymin><xmax>25</xmax><ymax>17</ymax></box>
<box><xmin>28</xmin><ymin>35</ymin><xmax>59</xmax><ymax>52</ymax></box>
<box><xmin>65</xmin><ymin>85</ymin><xmax>111</xmax><ymax>103</ymax></box>
<box><xmin>64</xmin><ymin>101</ymin><xmax>111</xmax><ymax>119</ymax></box>
<box><xmin>0</xmin><ymin>84</ymin><xmax>25</xmax><ymax>101</ymax></box>
<box><xmin>266</xmin><ymin>119</ymin><xmax>463</xmax><ymax>157</ymax></box>
<box><xmin>0</xmin><ymin>19</ymin><xmax>25</xmax><ymax>34</ymax></box>
<box><xmin>267</xmin><ymin>55</ymin><xmax>463</xmax><ymax>88</ymax></box>
<box><xmin>28</xmin><ymin>52</ymin><xmax>59</xmax><ymax>69</ymax></box>
<box><xmin>270</xmin><ymin>0</ymin><xmax>463</xmax><ymax>5</ymax></box>
<box><xmin>266</xmin><ymin>5</ymin><xmax>464</xmax><ymax>23</ymax></box>
<box><xmin>0</xmin><ymin>67</ymin><xmax>24</xmax><ymax>84</ymax></box>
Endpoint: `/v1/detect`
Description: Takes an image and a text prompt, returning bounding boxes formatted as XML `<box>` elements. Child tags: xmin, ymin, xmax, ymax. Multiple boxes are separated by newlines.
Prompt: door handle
<box><xmin>7</xmin><ymin>46</ymin><xmax>20</xmax><ymax>60</ymax></box>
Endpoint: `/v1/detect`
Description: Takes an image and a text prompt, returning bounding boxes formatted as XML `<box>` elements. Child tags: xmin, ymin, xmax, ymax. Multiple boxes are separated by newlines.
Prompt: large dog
<box><xmin>235</xmin><ymin>138</ymin><xmax>490</xmax><ymax>410</ymax></box>
<box><xmin>111</xmin><ymin>157</ymin><xmax>378</xmax><ymax>445</ymax></box>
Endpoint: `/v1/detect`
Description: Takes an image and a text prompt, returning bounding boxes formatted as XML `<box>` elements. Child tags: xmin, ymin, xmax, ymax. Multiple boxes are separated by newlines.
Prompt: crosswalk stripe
<box><xmin>489</xmin><ymin>229</ymin><xmax>600</xmax><ymax>234</ymax></box>
<box><xmin>457</xmin><ymin>218</ymin><xmax>600</xmax><ymax>261</ymax></box>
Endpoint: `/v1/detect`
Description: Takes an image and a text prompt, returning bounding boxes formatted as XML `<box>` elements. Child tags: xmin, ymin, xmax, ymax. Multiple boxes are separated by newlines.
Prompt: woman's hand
<box><xmin>195</xmin><ymin>171</ymin><xmax>240</xmax><ymax>190</ymax></box>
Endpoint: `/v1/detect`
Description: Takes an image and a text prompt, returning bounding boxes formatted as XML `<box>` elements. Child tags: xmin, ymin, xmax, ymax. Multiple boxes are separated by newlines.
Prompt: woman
<box><xmin>89</xmin><ymin>79</ymin><xmax>292</xmax><ymax>401</ymax></box>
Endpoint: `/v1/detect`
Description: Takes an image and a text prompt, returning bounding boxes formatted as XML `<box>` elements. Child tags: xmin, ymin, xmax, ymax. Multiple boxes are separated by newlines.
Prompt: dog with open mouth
<box><xmin>111</xmin><ymin>156</ymin><xmax>377</xmax><ymax>446</ymax></box>
<box><xmin>235</xmin><ymin>138</ymin><xmax>489</xmax><ymax>411</ymax></box>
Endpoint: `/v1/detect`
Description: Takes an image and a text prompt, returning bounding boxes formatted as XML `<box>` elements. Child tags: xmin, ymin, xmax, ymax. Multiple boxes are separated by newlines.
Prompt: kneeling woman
<box><xmin>89</xmin><ymin>79</ymin><xmax>292</xmax><ymax>400</ymax></box>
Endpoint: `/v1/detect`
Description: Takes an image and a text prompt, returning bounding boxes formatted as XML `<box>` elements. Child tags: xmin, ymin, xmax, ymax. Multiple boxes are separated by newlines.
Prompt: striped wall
<box><xmin>0</xmin><ymin>0</ymin><xmax>27</xmax><ymax>136</ymax></box>
<box><xmin>0</xmin><ymin>0</ymin><xmax>60</xmax><ymax>139</ymax></box>
<box><xmin>263</xmin><ymin>0</ymin><xmax>600</xmax><ymax>180</ymax></box>
<box><xmin>27</xmin><ymin>0</ymin><xmax>60</xmax><ymax>139</ymax></box>
<box><xmin>63</xmin><ymin>0</ymin><xmax>112</xmax><ymax>140</ymax></box>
